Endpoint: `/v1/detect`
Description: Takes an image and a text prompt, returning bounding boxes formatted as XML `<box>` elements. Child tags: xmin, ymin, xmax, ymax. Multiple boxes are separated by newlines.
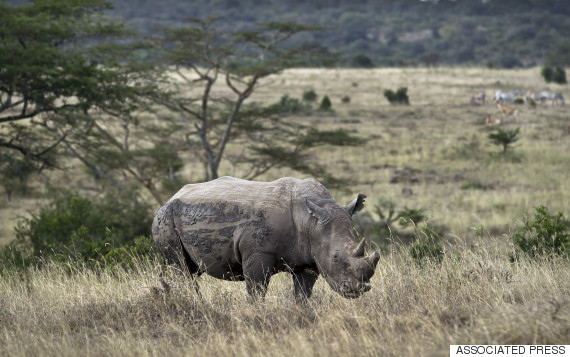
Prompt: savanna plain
<box><xmin>1</xmin><ymin>67</ymin><xmax>569</xmax><ymax>356</ymax></box>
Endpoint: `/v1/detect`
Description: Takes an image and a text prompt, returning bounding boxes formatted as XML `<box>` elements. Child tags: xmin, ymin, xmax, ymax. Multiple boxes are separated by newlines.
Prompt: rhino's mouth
<box><xmin>339</xmin><ymin>281</ymin><xmax>372</xmax><ymax>299</ymax></box>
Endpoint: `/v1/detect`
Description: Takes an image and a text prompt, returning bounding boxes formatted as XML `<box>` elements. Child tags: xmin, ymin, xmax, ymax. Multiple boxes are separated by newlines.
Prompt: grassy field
<box><xmin>2</xmin><ymin>67</ymin><xmax>569</xmax><ymax>243</ymax></box>
<box><xmin>0</xmin><ymin>67</ymin><xmax>569</xmax><ymax>355</ymax></box>
<box><xmin>0</xmin><ymin>239</ymin><xmax>568</xmax><ymax>356</ymax></box>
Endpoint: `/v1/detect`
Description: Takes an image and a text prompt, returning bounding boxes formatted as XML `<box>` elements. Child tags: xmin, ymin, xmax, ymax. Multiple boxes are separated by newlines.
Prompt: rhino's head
<box><xmin>306</xmin><ymin>194</ymin><xmax>380</xmax><ymax>299</ymax></box>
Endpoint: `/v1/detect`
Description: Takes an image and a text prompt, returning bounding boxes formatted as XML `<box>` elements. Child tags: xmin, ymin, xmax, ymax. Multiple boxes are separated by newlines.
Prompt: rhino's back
<box><xmin>170</xmin><ymin>176</ymin><xmax>300</xmax><ymax>209</ymax></box>
<box><xmin>164</xmin><ymin>177</ymin><xmax>312</xmax><ymax>279</ymax></box>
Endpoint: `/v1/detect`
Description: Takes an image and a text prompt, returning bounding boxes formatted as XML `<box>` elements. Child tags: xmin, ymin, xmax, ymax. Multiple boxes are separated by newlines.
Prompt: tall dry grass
<box><xmin>1</xmin><ymin>237</ymin><xmax>568</xmax><ymax>356</ymax></box>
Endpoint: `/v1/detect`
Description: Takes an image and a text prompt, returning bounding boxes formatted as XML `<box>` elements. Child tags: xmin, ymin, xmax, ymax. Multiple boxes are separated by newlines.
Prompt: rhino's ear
<box><xmin>345</xmin><ymin>194</ymin><xmax>367</xmax><ymax>216</ymax></box>
<box><xmin>306</xmin><ymin>198</ymin><xmax>332</xmax><ymax>226</ymax></box>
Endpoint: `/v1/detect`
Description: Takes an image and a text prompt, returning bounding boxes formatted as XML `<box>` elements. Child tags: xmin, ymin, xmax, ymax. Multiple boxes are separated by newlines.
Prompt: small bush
<box><xmin>409</xmin><ymin>224</ymin><xmax>444</xmax><ymax>265</ymax></box>
<box><xmin>511</xmin><ymin>205</ymin><xmax>569</xmax><ymax>259</ymax></box>
<box><xmin>541</xmin><ymin>66</ymin><xmax>554</xmax><ymax>82</ymax></box>
<box><xmin>267</xmin><ymin>94</ymin><xmax>310</xmax><ymax>114</ymax></box>
<box><xmin>488</xmin><ymin>127</ymin><xmax>520</xmax><ymax>153</ymax></box>
<box><xmin>553</xmin><ymin>67</ymin><xmax>567</xmax><ymax>84</ymax></box>
<box><xmin>362</xmin><ymin>197</ymin><xmax>440</xmax><ymax>246</ymax></box>
<box><xmin>513</xmin><ymin>98</ymin><xmax>525</xmax><ymax>105</ymax></box>
<box><xmin>341</xmin><ymin>95</ymin><xmax>351</xmax><ymax>103</ymax></box>
<box><xmin>2</xmin><ymin>189</ymin><xmax>155</xmax><ymax>268</ymax></box>
<box><xmin>499</xmin><ymin>55</ymin><xmax>522</xmax><ymax>69</ymax></box>
<box><xmin>351</xmin><ymin>54</ymin><xmax>374</xmax><ymax>68</ymax></box>
<box><xmin>542</xmin><ymin>66</ymin><xmax>567</xmax><ymax>84</ymax></box>
<box><xmin>398</xmin><ymin>207</ymin><xmax>427</xmax><ymax>227</ymax></box>
<box><xmin>302</xmin><ymin>89</ymin><xmax>317</xmax><ymax>102</ymax></box>
<box><xmin>319</xmin><ymin>95</ymin><xmax>333</xmax><ymax>111</ymax></box>
<box><xmin>460</xmin><ymin>181</ymin><xmax>485</xmax><ymax>190</ymax></box>
<box><xmin>384</xmin><ymin>87</ymin><xmax>410</xmax><ymax>105</ymax></box>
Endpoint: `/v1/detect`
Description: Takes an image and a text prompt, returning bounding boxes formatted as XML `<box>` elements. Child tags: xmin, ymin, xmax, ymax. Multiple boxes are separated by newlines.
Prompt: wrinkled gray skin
<box><xmin>152</xmin><ymin>176</ymin><xmax>380</xmax><ymax>302</ymax></box>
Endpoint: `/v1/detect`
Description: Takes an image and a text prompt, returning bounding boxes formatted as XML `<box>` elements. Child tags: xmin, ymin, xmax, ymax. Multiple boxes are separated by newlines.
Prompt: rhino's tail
<box><xmin>152</xmin><ymin>203</ymin><xmax>200</xmax><ymax>276</ymax></box>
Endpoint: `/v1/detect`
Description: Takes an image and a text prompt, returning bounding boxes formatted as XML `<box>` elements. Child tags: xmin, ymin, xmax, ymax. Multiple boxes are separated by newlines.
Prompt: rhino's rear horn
<box><xmin>352</xmin><ymin>238</ymin><xmax>366</xmax><ymax>257</ymax></box>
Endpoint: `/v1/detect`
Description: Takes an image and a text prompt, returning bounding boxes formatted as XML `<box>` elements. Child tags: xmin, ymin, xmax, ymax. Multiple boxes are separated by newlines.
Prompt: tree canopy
<box><xmin>0</xmin><ymin>0</ymin><xmax>153</xmax><ymax>191</ymax></box>
<box><xmin>1</xmin><ymin>0</ymin><xmax>364</xmax><ymax>205</ymax></box>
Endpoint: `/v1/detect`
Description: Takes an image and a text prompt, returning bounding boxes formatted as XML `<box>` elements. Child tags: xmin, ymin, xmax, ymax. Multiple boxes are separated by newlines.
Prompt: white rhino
<box><xmin>152</xmin><ymin>177</ymin><xmax>380</xmax><ymax>302</ymax></box>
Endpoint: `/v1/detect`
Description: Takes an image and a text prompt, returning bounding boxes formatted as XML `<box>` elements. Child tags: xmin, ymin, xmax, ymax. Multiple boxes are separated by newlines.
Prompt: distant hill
<box><xmin>11</xmin><ymin>0</ymin><xmax>570</xmax><ymax>67</ymax></box>
<box><xmin>109</xmin><ymin>0</ymin><xmax>570</xmax><ymax>68</ymax></box>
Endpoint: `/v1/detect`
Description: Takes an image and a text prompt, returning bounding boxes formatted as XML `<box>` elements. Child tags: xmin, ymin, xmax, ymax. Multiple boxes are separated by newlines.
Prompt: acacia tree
<box><xmin>0</xmin><ymin>0</ymin><xmax>181</xmax><ymax>204</ymax></box>
<box><xmin>152</xmin><ymin>18</ymin><xmax>358</xmax><ymax>184</ymax></box>
<box><xmin>0</xmin><ymin>1</ymin><xmax>147</xmax><ymax>190</ymax></box>
<box><xmin>1</xmin><ymin>3</ymin><xmax>360</xmax><ymax>205</ymax></box>
<box><xmin>1</xmin><ymin>0</ymin><xmax>121</xmax><ymax>161</ymax></box>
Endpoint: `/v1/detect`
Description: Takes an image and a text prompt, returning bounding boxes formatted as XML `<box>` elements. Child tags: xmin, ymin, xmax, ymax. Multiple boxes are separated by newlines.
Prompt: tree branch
<box><xmin>0</xmin><ymin>110</ymin><xmax>41</xmax><ymax>123</ymax></box>
<box><xmin>0</xmin><ymin>139</ymin><xmax>57</xmax><ymax>167</ymax></box>
<box><xmin>214</xmin><ymin>75</ymin><xmax>259</xmax><ymax>172</ymax></box>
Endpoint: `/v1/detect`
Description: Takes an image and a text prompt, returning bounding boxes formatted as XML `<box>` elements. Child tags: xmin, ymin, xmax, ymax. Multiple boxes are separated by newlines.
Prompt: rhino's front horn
<box><xmin>352</xmin><ymin>238</ymin><xmax>366</xmax><ymax>257</ymax></box>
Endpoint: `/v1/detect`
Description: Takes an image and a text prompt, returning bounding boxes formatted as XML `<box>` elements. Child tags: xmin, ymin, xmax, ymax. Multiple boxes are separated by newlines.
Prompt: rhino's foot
<box><xmin>246</xmin><ymin>281</ymin><xmax>268</xmax><ymax>302</ymax></box>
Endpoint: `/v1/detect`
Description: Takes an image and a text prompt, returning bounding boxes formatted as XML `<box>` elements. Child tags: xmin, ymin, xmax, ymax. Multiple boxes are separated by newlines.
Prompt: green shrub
<box><xmin>341</xmin><ymin>95</ymin><xmax>351</xmax><ymax>103</ymax></box>
<box><xmin>409</xmin><ymin>225</ymin><xmax>444</xmax><ymax>265</ymax></box>
<box><xmin>542</xmin><ymin>66</ymin><xmax>567</xmax><ymax>84</ymax></box>
<box><xmin>541</xmin><ymin>66</ymin><xmax>554</xmax><ymax>82</ymax></box>
<box><xmin>460</xmin><ymin>181</ymin><xmax>485</xmax><ymax>190</ymax></box>
<box><xmin>351</xmin><ymin>54</ymin><xmax>374</xmax><ymax>68</ymax></box>
<box><xmin>384</xmin><ymin>87</ymin><xmax>410</xmax><ymax>105</ymax></box>
<box><xmin>267</xmin><ymin>94</ymin><xmax>310</xmax><ymax>114</ymax></box>
<box><xmin>553</xmin><ymin>67</ymin><xmax>567</xmax><ymax>84</ymax></box>
<box><xmin>513</xmin><ymin>98</ymin><xmax>524</xmax><ymax>105</ymax></box>
<box><xmin>369</xmin><ymin>197</ymin><xmax>398</xmax><ymax>237</ymax></box>
<box><xmin>362</xmin><ymin>197</ymin><xmax>433</xmax><ymax>242</ymax></box>
<box><xmin>319</xmin><ymin>95</ymin><xmax>333</xmax><ymax>111</ymax></box>
<box><xmin>488</xmin><ymin>127</ymin><xmax>520</xmax><ymax>153</ymax></box>
<box><xmin>398</xmin><ymin>207</ymin><xmax>427</xmax><ymax>227</ymax></box>
<box><xmin>499</xmin><ymin>55</ymin><xmax>522</xmax><ymax>69</ymax></box>
<box><xmin>2</xmin><ymin>189</ymin><xmax>155</xmax><ymax>268</ymax></box>
<box><xmin>302</xmin><ymin>89</ymin><xmax>317</xmax><ymax>102</ymax></box>
<box><xmin>511</xmin><ymin>205</ymin><xmax>569</xmax><ymax>259</ymax></box>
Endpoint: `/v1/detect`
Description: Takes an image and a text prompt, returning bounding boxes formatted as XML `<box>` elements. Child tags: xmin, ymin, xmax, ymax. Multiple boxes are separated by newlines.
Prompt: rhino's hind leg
<box><xmin>179</xmin><ymin>240</ymin><xmax>202</xmax><ymax>297</ymax></box>
<box><xmin>293</xmin><ymin>270</ymin><xmax>319</xmax><ymax>304</ymax></box>
<box><xmin>156</xmin><ymin>237</ymin><xmax>202</xmax><ymax>296</ymax></box>
<box><xmin>243</xmin><ymin>253</ymin><xmax>276</xmax><ymax>300</ymax></box>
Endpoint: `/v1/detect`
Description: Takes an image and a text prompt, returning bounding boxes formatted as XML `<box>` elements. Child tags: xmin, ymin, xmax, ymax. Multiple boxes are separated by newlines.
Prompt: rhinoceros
<box><xmin>152</xmin><ymin>176</ymin><xmax>380</xmax><ymax>302</ymax></box>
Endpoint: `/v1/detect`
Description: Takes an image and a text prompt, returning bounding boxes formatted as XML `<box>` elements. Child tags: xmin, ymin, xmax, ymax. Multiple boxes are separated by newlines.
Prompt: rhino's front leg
<box><xmin>243</xmin><ymin>253</ymin><xmax>276</xmax><ymax>300</ymax></box>
<box><xmin>293</xmin><ymin>269</ymin><xmax>319</xmax><ymax>304</ymax></box>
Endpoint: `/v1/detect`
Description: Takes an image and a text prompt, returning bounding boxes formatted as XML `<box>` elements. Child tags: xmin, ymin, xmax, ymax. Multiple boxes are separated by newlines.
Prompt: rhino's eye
<box><xmin>332</xmin><ymin>252</ymin><xmax>339</xmax><ymax>262</ymax></box>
